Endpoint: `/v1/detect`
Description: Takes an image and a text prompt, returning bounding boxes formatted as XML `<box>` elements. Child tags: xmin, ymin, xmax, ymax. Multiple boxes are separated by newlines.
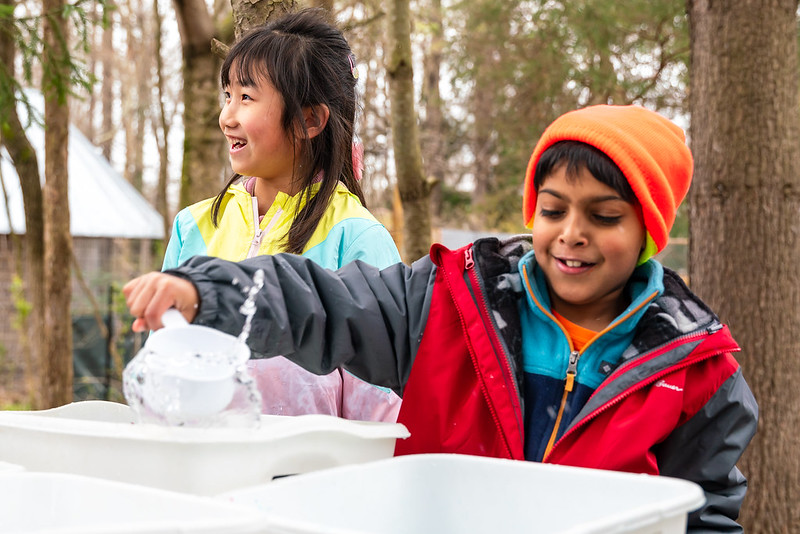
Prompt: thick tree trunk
<box><xmin>42</xmin><ymin>0</ymin><xmax>74</xmax><ymax>408</ymax></box>
<box><xmin>229</xmin><ymin>0</ymin><xmax>294</xmax><ymax>41</ymax></box>
<box><xmin>688</xmin><ymin>0</ymin><xmax>800</xmax><ymax>531</ymax></box>
<box><xmin>308</xmin><ymin>0</ymin><xmax>332</xmax><ymax>16</ymax></box>
<box><xmin>173</xmin><ymin>0</ymin><xmax>225</xmax><ymax>207</ymax></box>
<box><xmin>0</xmin><ymin>3</ymin><xmax>46</xmax><ymax>407</ymax></box>
<box><xmin>386</xmin><ymin>0</ymin><xmax>431</xmax><ymax>262</ymax></box>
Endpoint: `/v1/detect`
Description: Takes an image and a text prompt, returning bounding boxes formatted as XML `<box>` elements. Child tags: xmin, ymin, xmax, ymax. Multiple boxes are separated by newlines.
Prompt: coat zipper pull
<box><xmin>464</xmin><ymin>247</ymin><xmax>474</xmax><ymax>269</ymax></box>
<box><xmin>565</xmin><ymin>350</ymin><xmax>579</xmax><ymax>392</ymax></box>
<box><xmin>544</xmin><ymin>349</ymin><xmax>580</xmax><ymax>460</ymax></box>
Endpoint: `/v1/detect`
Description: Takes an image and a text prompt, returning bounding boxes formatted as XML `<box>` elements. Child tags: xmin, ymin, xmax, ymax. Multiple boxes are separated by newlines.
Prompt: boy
<box><xmin>125</xmin><ymin>105</ymin><xmax>757</xmax><ymax>532</ymax></box>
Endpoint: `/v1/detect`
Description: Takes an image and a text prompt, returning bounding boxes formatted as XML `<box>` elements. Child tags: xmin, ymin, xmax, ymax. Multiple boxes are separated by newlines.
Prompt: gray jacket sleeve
<box><xmin>654</xmin><ymin>368</ymin><xmax>758</xmax><ymax>533</ymax></box>
<box><xmin>170</xmin><ymin>253</ymin><xmax>437</xmax><ymax>396</ymax></box>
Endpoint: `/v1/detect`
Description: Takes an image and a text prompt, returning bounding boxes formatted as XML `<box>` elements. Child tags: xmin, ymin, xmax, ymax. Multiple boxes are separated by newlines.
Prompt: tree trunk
<box><xmin>122</xmin><ymin>1</ymin><xmax>148</xmax><ymax>192</ymax></box>
<box><xmin>308</xmin><ymin>0</ymin><xmax>333</xmax><ymax>17</ymax></box>
<box><xmin>470</xmin><ymin>43</ymin><xmax>496</xmax><ymax>206</ymax></box>
<box><xmin>229</xmin><ymin>0</ymin><xmax>294</xmax><ymax>41</ymax></box>
<box><xmin>386</xmin><ymin>0</ymin><xmax>430</xmax><ymax>262</ymax></box>
<box><xmin>173</xmin><ymin>0</ymin><xmax>225</xmax><ymax>207</ymax></box>
<box><xmin>420</xmin><ymin>0</ymin><xmax>444</xmax><ymax>223</ymax></box>
<box><xmin>153</xmin><ymin>0</ymin><xmax>172</xmax><ymax>240</ymax></box>
<box><xmin>100</xmin><ymin>3</ymin><xmax>114</xmax><ymax>160</ymax></box>
<box><xmin>688</xmin><ymin>1</ymin><xmax>800</xmax><ymax>531</ymax></box>
<box><xmin>42</xmin><ymin>0</ymin><xmax>75</xmax><ymax>408</ymax></box>
<box><xmin>0</xmin><ymin>3</ymin><xmax>46</xmax><ymax>408</ymax></box>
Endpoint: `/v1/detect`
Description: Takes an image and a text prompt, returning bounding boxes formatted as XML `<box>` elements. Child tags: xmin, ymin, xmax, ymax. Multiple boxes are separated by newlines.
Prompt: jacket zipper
<box><xmin>520</xmin><ymin>265</ymin><xmax>658</xmax><ymax>459</ymax></box>
<box><xmin>462</xmin><ymin>247</ymin><xmax>523</xmax><ymax>431</ymax></box>
<box><xmin>247</xmin><ymin>197</ymin><xmax>282</xmax><ymax>259</ymax></box>
<box><xmin>543</xmin><ymin>349</ymin><xmax>578</xmax><ymax>457</ymax></box>
<box><xmin>544</xmin><ymin>328</ymin><xmax>727</xmax><ymax>461</ymax></box>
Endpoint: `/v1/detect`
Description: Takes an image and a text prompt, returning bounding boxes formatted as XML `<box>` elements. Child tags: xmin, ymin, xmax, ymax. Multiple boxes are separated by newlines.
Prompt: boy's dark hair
<box><xmin>212</xmin><ymin>8</ymin><xmax>365</xmax><ymax>255</ymax></box>
<box><xmin>532</xmin><ymin>140</ymin><xmax>636</xmax><ymax>203</ymax></box>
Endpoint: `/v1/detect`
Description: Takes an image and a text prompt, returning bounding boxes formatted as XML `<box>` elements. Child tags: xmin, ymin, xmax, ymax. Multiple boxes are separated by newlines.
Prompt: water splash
<box><xmin>123</xmin><ymin>270</ymin><xmax>266</xmax><ymax>427</ymax></box>
<box><xmin>237</xmin><ymin>269</ymin><xmax>265</xmax><ymax>345</ymax></box>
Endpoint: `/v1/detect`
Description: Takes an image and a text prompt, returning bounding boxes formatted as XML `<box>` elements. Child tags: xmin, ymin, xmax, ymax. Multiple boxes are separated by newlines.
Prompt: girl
<box><xmin>162</xmin><ymin>9</ymin><xmax>402</xmax><ymax>422</ymax></box>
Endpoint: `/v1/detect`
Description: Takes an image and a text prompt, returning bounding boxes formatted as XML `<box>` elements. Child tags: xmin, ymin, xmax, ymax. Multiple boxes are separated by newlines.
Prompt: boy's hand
<box><xmin>123</xmin><ymin>273</ymin><xmax>200</xmax><ymax>332</ymax></box>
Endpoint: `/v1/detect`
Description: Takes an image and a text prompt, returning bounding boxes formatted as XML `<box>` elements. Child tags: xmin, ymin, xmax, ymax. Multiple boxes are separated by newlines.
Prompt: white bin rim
<box><xmin>0</xmin><ymin>401</ymin><xmax>409</xmax><ymax>495</ymax></box>
<box><xmin>221</xmin><ymin>453</ymin><xmax>706</xmax><ymax>534</ymax></box>
<box><xmin>0</xmin><ymin>471</ymin><xmax>265</xmax><ymax>533</ymax></box>
<box><xmin>0</xmin><ymin>401</ymin><xmax>410</xmax><ymax>444</ymax></box>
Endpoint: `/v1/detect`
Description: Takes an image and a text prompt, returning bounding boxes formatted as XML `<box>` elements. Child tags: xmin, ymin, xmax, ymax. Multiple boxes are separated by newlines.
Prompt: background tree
<box><xmin>0</xmin><ymin>0</ymin><xmax>46</xmax><ymax>407</ymax></box>
<box><xmin>119</xmin><ymin>0</ymin><xmax>150</xmax><ymax>191</ymax></box>
<box><xmin>152</xmin><ymin>0</ymin><xmax>173</xmax><ymax>239</ymax></box>
<box><xmin>387</xmin><ymin>0</ymin><xmax>431</xmax><ymax>261</ymax></box>
<box><xmin>687</xmin><ymin>0</ymin><xmax>800</xmax><ymax>530</ymax></box>
<box><xmin>174</xmin><ymin>0</ymin><xmax>226</xmax><ymax>207</ymax></box>
<box><xmin>41</xmin><ymin>0</ymin><xmax>74</xmax><ymax>408</ymax></box>
<box><xmin>448</xmin><ymin>0</ymin><xmax>689</xmax><ymax>232</ymax></box>
<box><xmin>99</xmin><ymin>0</ymin><xmax>113</xmax><ymax>159</ymax></box>
<box><xmin>2</xmin><ymin>1</ymin><xmax>104</xmax><ymax>408</ymax></box>
<box><xmin>419</xmin><ymin>0</ymin><xmax>446</xmax><ymax>223</ymax></box>
<box><xmin>230</xmin><ymin>0</ymin><xmax>293</xmax><ymax>40</ymax></box>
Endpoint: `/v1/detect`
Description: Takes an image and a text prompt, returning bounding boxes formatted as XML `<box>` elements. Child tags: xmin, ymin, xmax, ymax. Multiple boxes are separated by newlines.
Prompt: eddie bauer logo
<box><xmin>655</xmin><ymin>379</ymin><xmax>683</xmax><ymax>392</ymax></box>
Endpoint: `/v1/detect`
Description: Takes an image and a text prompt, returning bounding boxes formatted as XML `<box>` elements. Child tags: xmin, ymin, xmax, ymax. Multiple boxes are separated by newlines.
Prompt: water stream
<box><xmin>122</xmin><ymin>270</ymin><xmax>266</xmax><ymax>427</ymax></box>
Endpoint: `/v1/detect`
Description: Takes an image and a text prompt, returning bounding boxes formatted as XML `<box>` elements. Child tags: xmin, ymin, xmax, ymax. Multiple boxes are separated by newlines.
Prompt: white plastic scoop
<box><xmin>123</xmin><ymin>309</ymin><xmax>252</xmax><ymax>422</ymax></box>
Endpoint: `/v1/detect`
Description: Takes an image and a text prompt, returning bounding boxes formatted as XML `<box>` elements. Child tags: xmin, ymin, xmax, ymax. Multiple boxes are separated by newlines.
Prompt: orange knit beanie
<box><xmin>523</xmin><ymin>105</ymin><xmax>693</xmax><ymax>263</ymax></box>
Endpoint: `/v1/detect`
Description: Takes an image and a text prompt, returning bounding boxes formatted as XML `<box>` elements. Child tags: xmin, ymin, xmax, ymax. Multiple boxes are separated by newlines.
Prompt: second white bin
<box><xmin>221</xmin><ymin>453</ymin><xmax>705</xmax><ymax>534</ymax></box>
<box><xmin>0</xmin><ymin>472</ymin><xmax>266</xmax><ymax>533</ymax></box>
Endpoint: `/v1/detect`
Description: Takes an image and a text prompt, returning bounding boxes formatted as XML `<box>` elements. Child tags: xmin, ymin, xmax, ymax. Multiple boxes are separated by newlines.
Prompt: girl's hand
<box><xmin>122</xmin><ymin>272</ymin><xmax>200</xmax><ymax>332</ymax></box>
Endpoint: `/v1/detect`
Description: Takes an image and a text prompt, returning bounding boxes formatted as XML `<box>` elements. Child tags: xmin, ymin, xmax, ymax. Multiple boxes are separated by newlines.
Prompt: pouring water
<box><xmin>123</xmin><ymin>270</ymin><xmax>266</xmax><ymax>427</ymax></box>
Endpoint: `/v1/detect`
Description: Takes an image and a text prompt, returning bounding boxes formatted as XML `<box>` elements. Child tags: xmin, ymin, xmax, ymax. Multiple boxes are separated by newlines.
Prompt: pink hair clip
<box><xmin>348</xmin><ymin>54</ymin><xmax>359</xmax><ymax>80</ymax></box>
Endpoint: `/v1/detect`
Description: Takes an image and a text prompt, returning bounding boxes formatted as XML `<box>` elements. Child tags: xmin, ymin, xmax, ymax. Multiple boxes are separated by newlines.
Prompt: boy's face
<box><xmin>531</xmin><ymin>164</ymin><xmax>646</xmax><ymax>329</ymax></box>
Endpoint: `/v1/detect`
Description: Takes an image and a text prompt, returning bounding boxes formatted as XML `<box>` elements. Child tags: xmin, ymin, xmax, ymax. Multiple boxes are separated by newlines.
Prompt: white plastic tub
<box><xmin>0</xmin><ymin>471</ymin><xmax>265</xmax><ymax>533</ymax></box>
<box><xmin>0</xmin><ymin>460</ymin><xmax>24</xmax><ymax>473</ymax></box>
<box><xmin>0</xmin><ymin>401</ymin><xmax>408</xmax><ymax>496</ymax></box>
<box><xmin>221</xmin><ymin>453</ymin><xmax>705</xmax><ymax>534</ymax></box>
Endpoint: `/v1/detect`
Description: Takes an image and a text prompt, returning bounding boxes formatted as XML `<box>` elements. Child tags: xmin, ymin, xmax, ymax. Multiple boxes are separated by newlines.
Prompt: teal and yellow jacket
<box><xmin>163</xmin><ymin>181</ymin><xmax>401</xmax><ymax>271</ymax></box>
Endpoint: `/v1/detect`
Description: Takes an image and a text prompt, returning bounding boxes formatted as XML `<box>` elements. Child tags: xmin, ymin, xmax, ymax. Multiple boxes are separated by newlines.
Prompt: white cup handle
<box><xmin>161</xmin><ymin>308</ymin><xmax>189</xmax><ymax>329</ymax></box>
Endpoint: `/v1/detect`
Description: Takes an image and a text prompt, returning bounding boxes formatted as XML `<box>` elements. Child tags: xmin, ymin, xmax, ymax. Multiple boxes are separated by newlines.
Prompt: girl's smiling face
<box><xmin>532</xmin><ymin>163</ymin><xmax>646</xmax><ymax>330</ymax></box>
<box><xmin>219</xmin><ymin>67</ymin><xmax>298</xmax><ymax>191</ymax></box>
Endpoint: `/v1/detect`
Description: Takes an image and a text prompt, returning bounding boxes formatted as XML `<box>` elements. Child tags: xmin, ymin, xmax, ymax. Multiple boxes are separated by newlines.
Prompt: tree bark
<box><xmin>0</xmin><ymin>2</ymin><xmax>46</xmax><ymax>408</ymax></box>
<box><xmin>153</xmin><ymin>0</ymin><xmax>172</xmax><ymax>240</ymax></box>
<box><xmin>229</xmin><ymin>0</ymin><xmax>294</xmax><ymax>41</ymax></box>
<box><xmin>386</xmin><ymin>0</ymin><xmax>431</xmax><ymax>262</ymax></box>
<box><xmin>100</xmin><ymin>3</ymin><xmax>114</xmax><ymax>160</ymax></box>
<box><xmin>173</xmin><ymin>0</ymin><xmax>226</xmax><ymax>207</ymax></box>
<box><xmin>688</xmin><ymin>0</ymin><xmax>800</xmax><ymax>531</ymax></box>
<box><xmin>42</xmin><ymin>0</ymin><xmax>74</xmax><ymax>408</ymax></box>
<box><xmin>420</xmin><ymin>0</ymin><xmax>444</xmax><ymax>223</ymax></box>
<box><xmin>125</xmin><ymin>1</ymin><xmax>148</xmax><ymax>192</ymax></box>
<box><xmin>308</xmin><ymin>0</ymin><xmax>333</xmax><ymax>17</ymax></box>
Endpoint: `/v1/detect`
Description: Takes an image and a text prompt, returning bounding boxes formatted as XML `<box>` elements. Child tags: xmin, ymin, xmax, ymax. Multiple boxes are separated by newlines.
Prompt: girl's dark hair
<box><xmin>212</xmin><ymin>8</ymin><xmax>364</xmax><ymax>254</ymax></box>
<box><xmin>533</xmin><ymin>140</ymin><xmax>636</xmax><ymax>203</ymax></box>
